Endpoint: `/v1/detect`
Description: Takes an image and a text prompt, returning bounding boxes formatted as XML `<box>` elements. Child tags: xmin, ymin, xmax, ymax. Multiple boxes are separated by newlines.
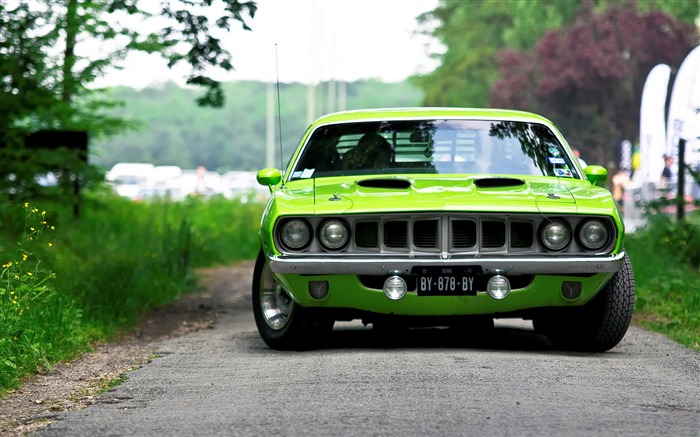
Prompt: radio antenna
<box><xmin>275</xmin><ymin>44</ymin><xmax>284</xmax><ymax>171</ymax></box>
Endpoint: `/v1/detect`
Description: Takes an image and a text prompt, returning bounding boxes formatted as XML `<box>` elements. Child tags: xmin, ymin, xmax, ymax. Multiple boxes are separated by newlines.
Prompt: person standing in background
<box><xmin>660</xmin><ymin>154</ymin><xmax>674</xmax><ymax>186</ymax></box>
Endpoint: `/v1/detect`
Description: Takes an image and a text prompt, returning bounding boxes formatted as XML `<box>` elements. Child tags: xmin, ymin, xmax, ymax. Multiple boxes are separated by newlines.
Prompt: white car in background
<box><xmin>106</xmin><ymin>163</ymin><xmax>155</xmax><ymax>199</ymax></box>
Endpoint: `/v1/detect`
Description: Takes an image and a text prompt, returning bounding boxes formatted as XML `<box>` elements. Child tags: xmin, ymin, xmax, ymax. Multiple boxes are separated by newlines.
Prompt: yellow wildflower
<box><xmin>30</xmin><ymin>227</ymin><xmax>35</xmax><ymax>231</ymax></box>
<box><xmin>24</xmin><ymin>202</ymin><xmax>29</xmax><ymax>208</ymax></box>
<box><xmin>42</xmin><ymin>211</ymin><xmax>46</xmax><ymax>216</ymax></box>
<box><xmin>22</xmin><ymin>254</ymin><xmax>27</xmax><ymax>261</ymax></box>
<box><xmin>27</xmin><ymin>272</ymin><xmax>33</xmax><ymax>276</ymax></box>
<box><xmin>48</xmin><ymin>243</ymin><xmax>53</xmax><ymax>247</ymax></box>
<box><xmin>51</xmin><ymin>226</ymin><xmax>55</xmax><ymax>230</ymax></box>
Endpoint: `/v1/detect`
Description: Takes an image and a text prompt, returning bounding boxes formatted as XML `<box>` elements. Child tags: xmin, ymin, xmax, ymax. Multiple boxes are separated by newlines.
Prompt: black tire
<box><xmin>252</xmin><ymin>250</ymin><xmax>333</xmax><ymax>351</ymax></box>
<box><xmin>535</xmin><ymin>254</ymin><xmax>635</xmax><ymax>352</ymax></box>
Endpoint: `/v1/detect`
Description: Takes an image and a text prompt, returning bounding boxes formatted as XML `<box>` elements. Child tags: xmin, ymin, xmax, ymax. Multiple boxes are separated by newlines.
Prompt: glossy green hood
<box><xmin>275</xmin><ymin>175</ymin><xmax>617</xmax><ymax>216</ymax></box>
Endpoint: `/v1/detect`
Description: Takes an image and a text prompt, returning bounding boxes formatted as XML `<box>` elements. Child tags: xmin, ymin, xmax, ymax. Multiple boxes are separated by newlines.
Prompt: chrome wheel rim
<box><xmin>259</xmin><ymin>260</ymin><xmax>294</xmax><ymax>330</ymax></box>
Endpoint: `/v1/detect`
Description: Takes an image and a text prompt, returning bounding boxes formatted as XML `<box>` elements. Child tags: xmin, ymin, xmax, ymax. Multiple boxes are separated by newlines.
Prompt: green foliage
<box><xmin>0</xmin><ymin>191</ymin><xmax>263</xmax><ymax>392</ymax></box>
<box><xmin>418</xmin><ymin>0</ymin><xmax>699</xmax><ymax>110</ymax></box>
<box><xmin>180</xmin><ymin>196</ymin><xmax>264</xmax><ymax>266</ymax></box>
<box><xmin>626</xmin><ymin>212</ymin><xmax>700</xmax><ymax>350</ymax></box>
<box><xmin>417</xmin><ymin>0</ymin><xmax>579</xmax><ymax>107</ymax></box>
<box><xmin>490</xmin><ymin>4</ymin><xmax>695</xmax><ymax>166</ymax></box>
<box><xmin>90</xmin><ymin>80</ymin><xmax>423</xmax><ymax>172</ymax></box>
<box><xmin>1</xmin><ymin>204</ymin><xmax>89</xmax><ymax>389</ymax></box>
<box><xmin>0</xmin><ymin>0</ymin><xmax>257</xmax><ymax>187</ymax></box>
<box><xmin>0</xmin><ymin>147</ymin><xmax>104</xmax><ymax>212</ymax></box>
<box><xmin>635</xmin><ymin>0</ymin><xmax>700</xmax><ymax>24</ymax></box>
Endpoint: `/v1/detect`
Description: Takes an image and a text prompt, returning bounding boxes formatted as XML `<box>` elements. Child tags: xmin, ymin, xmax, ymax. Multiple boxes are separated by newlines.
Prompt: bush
<box><xmin>0</xmin><ymin>191</ymin><xmax>264</xmax><ymax>392</ymax></box>
<box><xmin>625</xmin><ymin>211</ymin><xmax>699</xmax><ymax>350</ymax></box>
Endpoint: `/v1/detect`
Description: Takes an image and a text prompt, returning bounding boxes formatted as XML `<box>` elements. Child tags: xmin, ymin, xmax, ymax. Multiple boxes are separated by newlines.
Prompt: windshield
<box><xmin>288</xmin><ymin>119</ymin><xmax>581</xmax><ymax>181</ymax></box>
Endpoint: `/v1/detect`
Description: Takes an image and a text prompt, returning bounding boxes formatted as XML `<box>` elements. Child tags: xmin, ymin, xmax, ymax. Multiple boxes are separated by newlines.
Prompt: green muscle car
<box><xmin>253</xmin><ymin>108</ymin><xmax>634</xmax><ymax>351</ymax></box>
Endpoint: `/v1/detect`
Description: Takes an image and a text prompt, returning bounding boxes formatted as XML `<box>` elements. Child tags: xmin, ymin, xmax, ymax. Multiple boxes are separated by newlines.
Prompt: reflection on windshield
<box><xmin>289</xmin><ymin>119</ymin><xmax>579</xmax><ymax>180</ymax></box>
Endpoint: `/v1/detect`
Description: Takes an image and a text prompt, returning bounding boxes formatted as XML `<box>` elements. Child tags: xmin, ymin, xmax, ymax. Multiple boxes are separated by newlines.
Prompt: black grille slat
<box><xmin>510</xmin><ymin>222</ymin><xmax>534</xmax><ymax>248</ymax></box>
<box><xmin>482</xmin><ymin>221</ymin><xmax>505</xmax><ymax>248</ymax></box>
<box><xmin>384</xmin><ymin>221</ymin><xmax>408</xmax><ymax>248</ymax></box>
<box><xmin>452</xmin><ymin>220</ymin><xmax>477</xmax><ymax>248</ymax></box>
<box><xmin>355</xmin><ymin>222</ymin><xmax>378</xmax><ymax>248</ymax></box>
<box><xmin>413</xmin><ymin>220</ymin><xmax>438</xmax><ymax>248</ymax></box>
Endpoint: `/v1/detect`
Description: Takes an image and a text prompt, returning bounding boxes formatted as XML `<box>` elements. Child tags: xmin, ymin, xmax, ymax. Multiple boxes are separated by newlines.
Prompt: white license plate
<box><xmin>416</xmin><ymin>267</ymin><xmax>481</xmax><ymax>296</ymax></box>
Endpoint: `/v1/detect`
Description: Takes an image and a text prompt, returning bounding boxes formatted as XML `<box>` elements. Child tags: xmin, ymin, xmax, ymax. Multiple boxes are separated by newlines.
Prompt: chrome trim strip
<box><xmin>269</xmin><ymin>251</ymin><xmax>626</xmax><ymax>275</ymax></box>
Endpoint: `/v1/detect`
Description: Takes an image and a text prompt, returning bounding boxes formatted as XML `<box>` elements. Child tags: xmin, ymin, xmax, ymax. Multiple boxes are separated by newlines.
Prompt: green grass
<box><xmin>625</xmin><ymin>212</ymin><xmax>700</xmax><ymax>350</ymax></box>
<box><xmin>0</xmin><ymin>190</ymin><xmax>263</xmax><ymax>392</ymax></box>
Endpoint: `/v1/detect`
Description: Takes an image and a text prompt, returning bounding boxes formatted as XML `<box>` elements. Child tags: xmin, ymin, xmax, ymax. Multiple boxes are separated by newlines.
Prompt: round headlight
<box><xmin>383</xmin><ymin>276</ymin><xmax>407</xmax><ymax>300</ymax></box>
<box><xmin>541</xmin><ymin>221</ymin><xmax>570</xmax><ymax>251</ymax></box>
<box><xmin>579</xmin><ymin>220</ymin><xmax>609</xmax><ymax>250</ymax></box>
<box><xmin>319</xmin><ymin>219</ymin><xmax>349</xmax><ymax>250</ymax></box>
<box><xmin>487</xmin><ymin>275</ymin><xmax>511</xmax><ymax>300</ymax></box>
<box><xmin>280</xmin><ymin>219</ymin><xmax>311</xmax><ymax>250</ymax></box>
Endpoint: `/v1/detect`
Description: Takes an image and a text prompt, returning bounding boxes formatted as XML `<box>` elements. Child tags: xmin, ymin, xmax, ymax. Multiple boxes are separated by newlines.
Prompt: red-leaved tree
<box><xmin>491</xmin><ymin>1</ymin><xmax>696</xmax><ymax>167</ymax></box>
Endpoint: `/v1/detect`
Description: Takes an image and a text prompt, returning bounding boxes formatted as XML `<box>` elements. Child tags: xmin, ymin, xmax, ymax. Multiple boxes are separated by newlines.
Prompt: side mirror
<box><xmin>256</xmin><ymin>168</ymin><xmax>282</xmax><ymax>186</ymax></box>
<box><xmin>584</xmin><ymin>165</ymin><xmax>608</xmax><ymax>187</ymax></box>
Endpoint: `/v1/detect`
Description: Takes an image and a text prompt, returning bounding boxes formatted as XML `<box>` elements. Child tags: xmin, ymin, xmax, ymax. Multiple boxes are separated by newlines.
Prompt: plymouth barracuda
<box><xmin>253</xmin><ymin>108</ymin><xmax>634</xmax><ymax>351</ymax></box>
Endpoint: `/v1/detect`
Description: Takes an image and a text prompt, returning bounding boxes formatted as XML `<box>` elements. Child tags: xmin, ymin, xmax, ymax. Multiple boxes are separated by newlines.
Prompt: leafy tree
<box><xmin>416</xmin><ymin>0</ymin><xmax>580</xmax><ymax>108</ymax></box>
<box><xmin>1</xmin><ymin>0</ymin><xmax>256</xmax><ymax>138</ymax></box>
<box><xmin>491</xmin><ymin>3</ymin><xmax>696</xmax><ymax>166</ymax></box>
<box><xmin>416</xmin><ymin>0</ymin><xmax>698</xmax><ymax>108</ymax></box>
<box><xmin>1</xmin><ymin>0</ymin><xmax>256</xmax><ymax>201</ymax></box>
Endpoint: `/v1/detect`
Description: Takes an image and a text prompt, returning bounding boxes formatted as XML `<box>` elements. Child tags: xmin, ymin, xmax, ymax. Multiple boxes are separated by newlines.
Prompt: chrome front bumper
<box><xmin>269</xmin><ymin>252</ymin><xmax>626</xmax><ymax>276</ymax></box>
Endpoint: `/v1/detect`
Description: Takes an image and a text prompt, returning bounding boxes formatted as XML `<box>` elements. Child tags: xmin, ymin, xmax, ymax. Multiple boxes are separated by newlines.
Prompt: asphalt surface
<box><xmin>40</xmin><ymin>275</ymin><xmax>699</xmax><ymax>436</ymax></box>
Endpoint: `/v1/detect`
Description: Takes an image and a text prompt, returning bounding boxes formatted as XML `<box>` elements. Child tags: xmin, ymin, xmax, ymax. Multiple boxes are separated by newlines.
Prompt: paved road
<box><xmin>40</xmin><ymin>269</ymin><xmax>699</xmax><ymax>437</ymax></box>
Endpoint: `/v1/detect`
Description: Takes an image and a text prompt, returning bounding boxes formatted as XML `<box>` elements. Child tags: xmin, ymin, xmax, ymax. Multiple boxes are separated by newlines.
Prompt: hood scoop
<box><xmin>474</xmin><ymin>177</ymin><xmax>526</xmax><ymax>188</ymax></box>
<box><xmin>357</xmin><ymin>178</ymin><xmax>412</xmax><ymax>189</ymax></box>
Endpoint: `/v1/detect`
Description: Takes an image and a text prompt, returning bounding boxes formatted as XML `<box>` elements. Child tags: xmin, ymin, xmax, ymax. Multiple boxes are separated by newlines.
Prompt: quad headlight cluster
<box><xmin>279</xmin><ymin>218</ymin><xmax>350</xmax><ymax>251</ymax></box>
<box><xmin>539</xmin><ymin>218</ymin><xmax>610</xmax><ymax>252</ymax></box>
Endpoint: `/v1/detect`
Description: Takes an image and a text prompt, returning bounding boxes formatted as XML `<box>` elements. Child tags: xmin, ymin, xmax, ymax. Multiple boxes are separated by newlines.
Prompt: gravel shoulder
<box><xmin>0</xmin><ymin>262</ymin><xmax>254</xmax><ymax>436</ymax></box>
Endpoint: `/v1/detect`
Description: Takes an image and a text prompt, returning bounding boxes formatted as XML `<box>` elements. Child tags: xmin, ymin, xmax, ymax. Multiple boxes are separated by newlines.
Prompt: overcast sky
<box><xmin>94</xmin><ymin>0</ymin><xmax>442</xmax><ymax>88</ymax></box>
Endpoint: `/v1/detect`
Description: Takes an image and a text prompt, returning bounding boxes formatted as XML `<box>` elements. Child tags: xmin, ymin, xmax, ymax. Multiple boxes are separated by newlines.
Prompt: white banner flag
<box><xmin>635</xmin><ymin>64</ymin><xmax>671</xmax><ymax>187</ymax></box>
<box><xmin>666</xmin><ymin>45</ymin><xmax>700</xmax><ymax>165</ymax></box>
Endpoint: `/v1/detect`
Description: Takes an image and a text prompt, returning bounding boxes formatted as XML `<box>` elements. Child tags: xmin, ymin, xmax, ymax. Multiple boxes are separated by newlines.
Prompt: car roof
<box><xmin>311</xmin><ymin>107</ymin><xmax>553</xmax><ymax>126</ymax></box>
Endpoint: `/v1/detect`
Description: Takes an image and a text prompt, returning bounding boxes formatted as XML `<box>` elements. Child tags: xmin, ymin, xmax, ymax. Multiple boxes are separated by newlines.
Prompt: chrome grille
<box><xmin>276</xmin><ymin>213</ymin><xmax>616</xmax><ymax>256</ymax></box>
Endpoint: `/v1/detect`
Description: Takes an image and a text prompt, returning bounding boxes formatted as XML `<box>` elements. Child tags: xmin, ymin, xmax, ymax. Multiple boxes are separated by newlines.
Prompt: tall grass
<box><xmin>0</xmin><ymin>191</ymin><xmax>264</xmax><ymax>391</ymax></box>
<box><xmin>626</xmin><ymin>212</ymin><xmax>700</xmax><ymax>350</ymax></box>
<box><xmin>1</xmin><ymin>204</ymin><xmax>89</xmax><ymax>383</ymax></box>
